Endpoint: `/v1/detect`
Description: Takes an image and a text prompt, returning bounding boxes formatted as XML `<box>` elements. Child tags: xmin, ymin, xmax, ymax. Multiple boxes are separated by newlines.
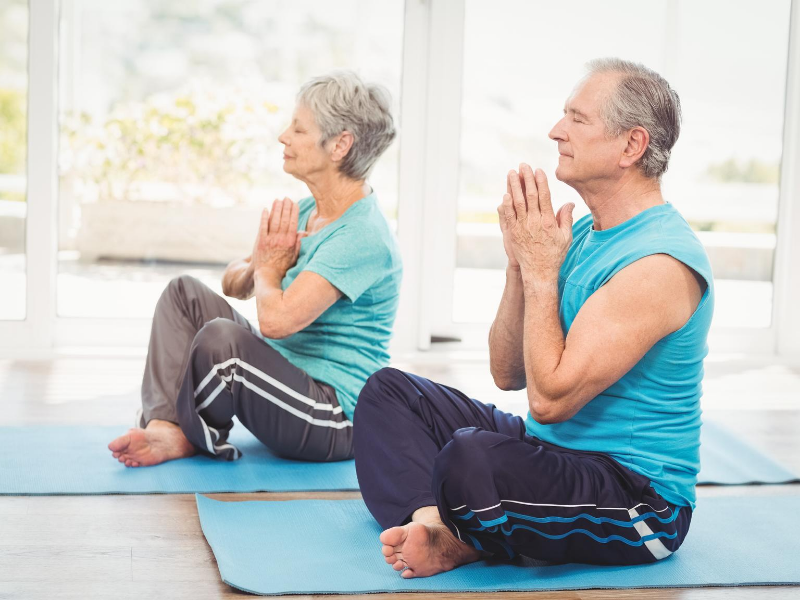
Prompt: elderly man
<box><xmin>354</xmin><ymin>58</ymin><xmax>713</xmax><ymax>577</ymax></box>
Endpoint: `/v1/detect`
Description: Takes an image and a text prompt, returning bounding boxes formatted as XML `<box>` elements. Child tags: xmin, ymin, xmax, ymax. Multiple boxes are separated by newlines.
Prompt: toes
<box><xmin>392</xmin><ymin>560</ymin><xmax>407</xmax><ymax>572</ymax></box>
<box><xmin>108</xmin><ymin>434</ymin><xmax>131</xmax><ymax>453</ymax></box>
<box><xmin>401</xmin><ymin>568</ymin><xmax>416</xmax><ymax>579</ymax></box>
<box><xmin>381</xmin><ymin>545</ymin><xmax>394</xmax><ymax>557</ymax></box>
<box><xmin>112</xmin><ymin>452</ymin><xmax>120</xmax><ymax>459</ymax></box>
<box><xmin>379</xmin><ymin>526</ymin><xmax>408</xmax><ymax>547</ymax></box>
<box><xmin>124</xmin><ymin>459</ymin><xmax>134</xmax><ymax>467</ymax></box>
<box><xmin>130</xmin><ymin>461</ymin><xmax>140</xmax><ymax>468</ymax></box>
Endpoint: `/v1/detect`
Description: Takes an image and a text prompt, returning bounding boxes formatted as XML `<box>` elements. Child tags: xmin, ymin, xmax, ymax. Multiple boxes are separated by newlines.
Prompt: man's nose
<box><xmin>549</xmin><ymin>118</ymin><xmax>567</xmax><ymax>141</ymax></box>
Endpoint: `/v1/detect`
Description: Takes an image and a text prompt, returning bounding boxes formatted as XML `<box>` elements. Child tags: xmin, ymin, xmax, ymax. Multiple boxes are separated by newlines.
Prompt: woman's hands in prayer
<box><xmin>252</xmin><ymin>198</ymin><xmax>307</xmax><ymax>279</ymax></box>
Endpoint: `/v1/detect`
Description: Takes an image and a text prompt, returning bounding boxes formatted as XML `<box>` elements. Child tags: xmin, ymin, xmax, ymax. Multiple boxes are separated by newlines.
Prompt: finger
<box><xmin>497</xmin><ymin>205</ymin><xmax>507</xmax><ymax>231</ymax></box>
<box><xmin>520</xmin><ymin>164</ymin><xmax>540</xmax><ymax>217</ymax></box>
<box><xmin>501</xmin><ymin>191</ymin><xmax>515</xmax><ymax>224</ymax></box>
<box><xmin>279</xmin><ymin>199</ymin><xmax>292</xmax><ymax>233</ymax></box>
<box><xmin>507</xmin><ymin>170</ymin><xmax>527</xmax><ymax>221</ymax></box>
<box><xmin>557</xmin><ymin>202</ymin><xmax>576</xmax><ymax>240</ymax></box>
<box><xmin>289</xmin><ymin>200</ymin><xmax>299</xmax><ymax>233</ymax></box>
<box><xmin>259</xmin><ymin>208</ymin><xmax>270</xmax><ymax>234</ymax></box>
<box><xmin>269</xmin><ymin>199</ymin><xmax>282</xmax><ymax>232</ymax></box>
<box><xmin>535</xmin><ymin>168</ymin><xmax>556</xmax><ymax>222</ymax></box>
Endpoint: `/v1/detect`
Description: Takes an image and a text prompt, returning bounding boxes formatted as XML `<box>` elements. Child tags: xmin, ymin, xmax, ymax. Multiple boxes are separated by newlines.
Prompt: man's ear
<box><xmin>329</xmin><ymin>131</ymin><xmax>355</xmax><ymax>163</ymax></box>
<box><xmin>619</xmin><ymin>126</ymin><xmax>649</xmax><ymax>169</ymax></box>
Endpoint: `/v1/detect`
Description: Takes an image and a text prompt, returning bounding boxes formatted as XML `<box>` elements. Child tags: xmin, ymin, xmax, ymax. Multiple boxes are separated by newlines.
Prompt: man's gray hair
<box><xmin>586</xmin><ymin>58</ymin><xmax>681</xmax><ymax>179</ymax></box>
<box><xmin>297</xmin><ymin>71</ymin><xmax>396</xmax><ymax>181</ymax></box>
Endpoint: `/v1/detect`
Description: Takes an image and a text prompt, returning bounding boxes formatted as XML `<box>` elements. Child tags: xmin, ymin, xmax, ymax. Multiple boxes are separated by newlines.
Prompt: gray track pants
<box><xmin>139</xmin><ymin>275</ymin><xmax>353</xmax><ymax>462</ymax></box>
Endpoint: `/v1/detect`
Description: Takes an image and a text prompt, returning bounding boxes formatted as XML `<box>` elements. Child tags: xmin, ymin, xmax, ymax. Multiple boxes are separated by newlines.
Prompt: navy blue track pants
<box><xmin>353</xmin><ymin>368</ymin><xmax>692</xmax><ymax>566</ymax></box>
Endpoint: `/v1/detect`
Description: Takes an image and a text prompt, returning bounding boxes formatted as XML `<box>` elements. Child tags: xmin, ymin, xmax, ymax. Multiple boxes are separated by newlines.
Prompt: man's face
<box><xmin>548</xmin><ymin>73</ymin><xmax>628</xmax><ymax>188</ymax></box>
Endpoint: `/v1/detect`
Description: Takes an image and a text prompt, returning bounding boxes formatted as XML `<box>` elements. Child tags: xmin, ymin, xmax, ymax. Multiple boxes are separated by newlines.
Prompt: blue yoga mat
<box><xmin>0</xmin><ymin>425</ymin><xmax>357</xmax><ymax>495</ymax></box>
<box><xmin>698</xmin><ymin>420</ymin><xmax>798</xmax><ymax>485</ymax></box>
<box><xmin>197</xmin><ymin>494</ymin><xmax>800</xmax><ymax>595</ymax></box>
<box><xmin>0</xmin><ymin>420</ymin><xmax>795</xmax><ymax>494</ymax></box>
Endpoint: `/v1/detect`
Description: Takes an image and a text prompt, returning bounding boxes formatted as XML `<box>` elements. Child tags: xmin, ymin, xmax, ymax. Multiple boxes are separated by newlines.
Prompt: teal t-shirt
<box><xmin>267</xmin><ymin>192</ymin><xmax>402</xmax><ymax>420</ymax></box>
<box><xmin>525</xmin><ymin>203</ymin><xmax>714</xmax><ymax>509</ymax></box>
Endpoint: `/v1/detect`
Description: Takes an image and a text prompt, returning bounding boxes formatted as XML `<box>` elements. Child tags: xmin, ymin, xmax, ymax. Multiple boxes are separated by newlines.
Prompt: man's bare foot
<box><xmin>379</xmin><ymin>517</ymin><xmax>483</xmax><ymax>578</ymax></box>
<box><xmin>108</xmin><ymin>419</ymin><xmax>196</xmax><ymax>467</ymax></box>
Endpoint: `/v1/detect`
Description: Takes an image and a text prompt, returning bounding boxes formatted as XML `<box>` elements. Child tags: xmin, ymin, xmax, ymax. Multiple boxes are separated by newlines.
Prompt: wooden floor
<box><xmin>1</xmin><ymin>354</ymin><xmax>799</xmax><ymax>600</ymax></box>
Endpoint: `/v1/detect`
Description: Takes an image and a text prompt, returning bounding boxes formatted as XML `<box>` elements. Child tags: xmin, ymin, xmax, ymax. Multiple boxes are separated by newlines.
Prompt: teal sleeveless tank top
<box><xmin>525</xmin><ymin>203</ymin><xmax>714</xmax><ymax>508</ymax></box>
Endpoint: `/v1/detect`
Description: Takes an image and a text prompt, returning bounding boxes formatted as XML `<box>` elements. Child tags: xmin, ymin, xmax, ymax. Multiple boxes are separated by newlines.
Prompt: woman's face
<box><xmin>278</xmin><ymin>104</ymin><xmax>333</xmax><ymax>181</ymax></box>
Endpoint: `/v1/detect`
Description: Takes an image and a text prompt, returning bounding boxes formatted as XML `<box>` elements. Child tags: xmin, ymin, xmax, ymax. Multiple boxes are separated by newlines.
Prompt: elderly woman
<box><xmin>108</xmin><ymin>71</ymin><xmax>402</xmax><ymax>466</ymax></box>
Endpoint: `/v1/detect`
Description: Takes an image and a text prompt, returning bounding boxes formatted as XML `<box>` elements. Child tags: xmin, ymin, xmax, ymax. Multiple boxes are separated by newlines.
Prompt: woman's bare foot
<box><xmin>107</xmin><ymin>419</ymin><xmax>196</xmax><ymax>467</ymax></box>
<box><xmin>379</xmin><ymin>511</ymin><xmax>483</xmax><ymax>578</ymax></box>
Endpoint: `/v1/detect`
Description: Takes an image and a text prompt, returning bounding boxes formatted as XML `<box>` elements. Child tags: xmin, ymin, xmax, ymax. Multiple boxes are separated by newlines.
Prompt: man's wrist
<box><xmin>521</xmin><ymin>270</ymin><xmax>560</xmax><ymax>299</ymax></box>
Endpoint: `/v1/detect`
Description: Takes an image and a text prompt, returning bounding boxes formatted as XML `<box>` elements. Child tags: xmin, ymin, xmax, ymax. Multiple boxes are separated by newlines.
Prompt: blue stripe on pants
<box><xmin>354</xmin><ymin>367</ymin><xmax>691</xmax><ymax>566</ymax></box>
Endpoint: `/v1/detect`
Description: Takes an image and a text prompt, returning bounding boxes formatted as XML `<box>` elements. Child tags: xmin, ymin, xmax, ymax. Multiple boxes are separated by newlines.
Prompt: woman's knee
<box><xmin>192</xmin><ymin>318</ymin><xmax>252</xmax><ymax>355</ymax></box>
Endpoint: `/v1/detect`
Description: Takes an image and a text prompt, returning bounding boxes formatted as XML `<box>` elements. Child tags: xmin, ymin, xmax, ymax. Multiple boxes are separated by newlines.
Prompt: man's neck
<box><xmin>578</xmin><ymin>174</ymin><xmax>664</xmax><ymax>231</ymax></box>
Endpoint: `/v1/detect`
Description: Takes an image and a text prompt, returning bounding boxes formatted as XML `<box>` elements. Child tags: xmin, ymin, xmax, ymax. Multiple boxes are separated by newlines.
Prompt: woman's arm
<box><xmin>251</xmin><ymin>198</ymin><xmax>342</xmax><ymax>339</ymax></box>
<box><xmin>254</xmin><ymin>269</ymin><xmax>342</xmax><ymax>339</ymax></box>
<box><xmin>221</xmin><ymin>256</ymin><xmax>255</xmax><ymax>300</ymax></box>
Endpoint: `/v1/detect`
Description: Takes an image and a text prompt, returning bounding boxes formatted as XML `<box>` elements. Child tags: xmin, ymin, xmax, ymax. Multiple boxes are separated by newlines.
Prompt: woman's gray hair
<box><xmin>586</xmin><ymin>58</ymin><xmax>682</xmax><ymax>180</ymax></box>
<box><xmin>297</xmin><ymin>71</ymin><xmax>396</xmax><ymax>181</ymax></box>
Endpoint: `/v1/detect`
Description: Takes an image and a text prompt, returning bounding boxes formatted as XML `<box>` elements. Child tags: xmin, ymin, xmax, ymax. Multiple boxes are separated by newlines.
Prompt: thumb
<box><xmin>294</xmin><ymin>231</ymin><xmax>308</xmax><ymax>255</ymax></box>
<box><xmin>558</xmin><ymin>203</ymin><xmax>575</xmax><ymax>236</ymax></box>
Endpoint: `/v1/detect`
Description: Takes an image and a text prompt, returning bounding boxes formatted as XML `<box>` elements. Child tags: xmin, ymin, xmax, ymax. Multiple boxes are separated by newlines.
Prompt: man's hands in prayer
<box><xmin>500</xmin><ymin>163</ymin><xmax>574</xmax><ymax>283</ymax></box>
<box><xmin>252</xmin><ymin>198</ymin><xmax>307</xmax><ymax>279</ymax></box>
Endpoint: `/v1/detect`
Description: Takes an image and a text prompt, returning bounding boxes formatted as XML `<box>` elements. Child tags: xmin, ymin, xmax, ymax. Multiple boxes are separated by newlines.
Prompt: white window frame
<box><xmin>420</xmin><ymin>0</ymin><xmax>800</xmax><ymax>358</ymax></box>
<box><xmin>2</xmin><ymin>0</ymin><xmax>800</xmax><ymax>361</ymax></box>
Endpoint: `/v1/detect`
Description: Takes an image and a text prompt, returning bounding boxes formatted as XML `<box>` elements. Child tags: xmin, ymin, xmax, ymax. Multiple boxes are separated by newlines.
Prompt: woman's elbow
<box><xmin>258</xmin><ymin>318</ymin><xmax>292</xmax><ymax>340</ymax></box>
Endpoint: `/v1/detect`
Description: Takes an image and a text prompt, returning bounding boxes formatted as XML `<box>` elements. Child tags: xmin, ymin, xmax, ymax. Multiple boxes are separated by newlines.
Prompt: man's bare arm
<box><xmin>488</xmin><ymin>266</ymin><xmax>527</xmax><ymax>390</ymax></box>
<box><xmin>523</xmin><ymin>254</ymin><xmax>704</xmax><ymax>424</ymax></box>
<box><xmin>488</xmin><ymin>173</ymin><xmax>530</xmax><ymax>390</ymax></box>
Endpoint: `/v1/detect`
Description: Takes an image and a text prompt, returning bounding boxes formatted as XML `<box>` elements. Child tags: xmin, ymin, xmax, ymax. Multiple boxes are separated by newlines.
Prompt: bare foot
<box><xmin>108</xmin><ymin>419</ymin><xmax>196</xmax><ymax>467</ymax></box>
<box><xmin>379</xmin><ymin>519</ymin><xmax>482</xmax><ymax>578</ymax></box>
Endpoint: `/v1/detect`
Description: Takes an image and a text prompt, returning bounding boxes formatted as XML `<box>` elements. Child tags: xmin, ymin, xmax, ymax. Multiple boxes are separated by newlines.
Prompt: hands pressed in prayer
<box><xmin>252</xmin><ymin>198</ymin><xmax>307</xmax><ymax>278</ymax></box>
<box><xmin>501</xmin><ymin>163</ymin><xmax>574</xmax><ymax>283</ymax></box>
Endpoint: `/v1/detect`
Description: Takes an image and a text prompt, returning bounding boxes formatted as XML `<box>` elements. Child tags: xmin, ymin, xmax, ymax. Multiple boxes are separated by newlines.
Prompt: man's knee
<box><xmin>192</xmin><ymin>318</ymin><xmax>251</xmax><ymax>355</ymax></box>
<box><xmin>356</xmin><ymin>367</ymin><xmax>403</xmax><ymax>410</ymax></box>
<box><xmin>434</xmin><ymin>427</ymin><xmax>495</xmax><ymax>484</ymax></box>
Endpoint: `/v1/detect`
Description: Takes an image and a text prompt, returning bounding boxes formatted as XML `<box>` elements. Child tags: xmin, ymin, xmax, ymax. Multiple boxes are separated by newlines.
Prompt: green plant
<box><xmin>60</xmin><ymin>86</ymin><xmax>287</xmax><ymax>206</ymax></box>
<box><xmin>0</xmin><ymin>87</ymin><xmax>26</xmax><ymax>176</ymax></box>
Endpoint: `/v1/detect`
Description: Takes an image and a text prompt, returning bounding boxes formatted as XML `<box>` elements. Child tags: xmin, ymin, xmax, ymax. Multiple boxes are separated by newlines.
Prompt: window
<box><xmin>0</xmin><ymin>0</ymin><xmax>27</xmax><ymax>321</ymax></box>
<box><xmin>57</xmin><ymin>0</ymin><xmax>403</xmax><ymax>321</ymax></box>
<box><xmin>453</xmin><ymin>0</ymin><xmax>791</xmax><ymax>330</ymax></box>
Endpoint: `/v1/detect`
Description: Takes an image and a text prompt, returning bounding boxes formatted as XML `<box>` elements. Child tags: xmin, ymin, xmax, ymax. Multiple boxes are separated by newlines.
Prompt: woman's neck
<box><xmin>305</xmin><ymin>171</ymin><xmax>370</xmax><ymax>222</ymax></box>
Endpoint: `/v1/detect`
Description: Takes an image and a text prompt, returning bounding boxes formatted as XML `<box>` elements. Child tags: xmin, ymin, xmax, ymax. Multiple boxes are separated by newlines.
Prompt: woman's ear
<box><xmin>329</xmin><ymin>131</ymin><xmax>355</xmax><ymax>163</ymax></box>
